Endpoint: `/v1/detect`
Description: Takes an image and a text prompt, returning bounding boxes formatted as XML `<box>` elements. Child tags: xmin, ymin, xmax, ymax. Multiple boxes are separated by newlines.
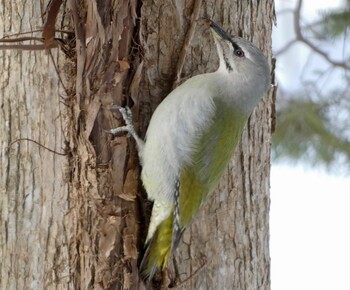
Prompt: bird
<box><xmin>110</xmin><ymin>19</ymin><xmax>270</xmax><ymax>282</ymax></box>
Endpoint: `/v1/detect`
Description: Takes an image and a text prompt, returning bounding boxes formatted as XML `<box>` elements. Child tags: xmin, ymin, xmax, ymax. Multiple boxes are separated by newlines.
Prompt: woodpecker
<box><xmin>110</xmin><ymin>19</ymin><xmax>270</xmax><ymax>281</ymax></box>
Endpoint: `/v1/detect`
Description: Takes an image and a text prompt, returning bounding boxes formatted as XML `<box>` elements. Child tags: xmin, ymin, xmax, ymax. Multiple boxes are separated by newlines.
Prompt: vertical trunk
<box><xmin>0</xmin><ymin>2</ymin><xmax>71</xmax><ymax>289</ymax></box>
<box><xmin>0</xmin><ymin>0</ymin><xmax>275</xmax><ymax>289</ymax></box>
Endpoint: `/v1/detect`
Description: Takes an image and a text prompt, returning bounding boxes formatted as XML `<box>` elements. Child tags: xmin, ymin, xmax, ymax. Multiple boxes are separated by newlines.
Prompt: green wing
<box><xmin>179</xmin><ymin>99</ymin><xmax>247</xmax><ymax>227</ymax></box>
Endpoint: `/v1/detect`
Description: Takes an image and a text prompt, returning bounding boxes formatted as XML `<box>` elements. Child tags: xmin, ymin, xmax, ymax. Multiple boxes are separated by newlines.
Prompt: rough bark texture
<box><xmin>0</xmin><ymin>0</ymin><xmax>275</xmax><ymax>290</ymax></box>
<box><xmin>0</xmin><ymin>3</ymin><xmax>70</xmax><ymax>289</ymax></box>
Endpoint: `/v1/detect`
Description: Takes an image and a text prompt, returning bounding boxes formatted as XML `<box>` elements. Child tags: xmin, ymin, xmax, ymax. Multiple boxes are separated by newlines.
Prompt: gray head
<box><xmin>206</xmin><ymin>20</ymin><xmax>271</xmax><ymax>99</ymax></box>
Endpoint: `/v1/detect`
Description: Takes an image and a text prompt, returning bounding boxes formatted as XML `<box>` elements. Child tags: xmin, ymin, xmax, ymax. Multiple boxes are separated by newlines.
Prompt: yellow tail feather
<box><xmin>139</xmin><ymin>213</ymin><xmax>173</xmax><ymax>282</ymax></box>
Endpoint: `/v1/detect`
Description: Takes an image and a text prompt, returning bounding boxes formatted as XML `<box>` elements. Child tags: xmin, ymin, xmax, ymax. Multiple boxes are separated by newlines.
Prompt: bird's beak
<box><xmin>204</xmin><ymin>19</ymin><xmax>232</xmax><ymax>42</ymax></box>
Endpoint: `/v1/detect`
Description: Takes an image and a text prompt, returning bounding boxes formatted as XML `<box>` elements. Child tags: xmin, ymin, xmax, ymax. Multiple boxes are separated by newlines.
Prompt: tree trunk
<box><xmin>0</xmin><ymin>1</ymin><xmax>275</xmax><ymax>290</ymax></box>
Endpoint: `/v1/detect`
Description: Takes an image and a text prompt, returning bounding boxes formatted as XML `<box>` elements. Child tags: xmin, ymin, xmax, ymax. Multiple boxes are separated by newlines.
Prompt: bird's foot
<box><xmin>108</xmin><ymin>105</ymin><xmax>145</xmax><ymax>154</ymax></box>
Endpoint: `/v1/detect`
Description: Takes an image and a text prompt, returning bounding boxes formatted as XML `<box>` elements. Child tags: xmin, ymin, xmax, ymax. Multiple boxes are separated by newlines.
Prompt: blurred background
<box><xmin>271</xmin><ymin>0</ymin><xmax>350</xmax><ymax>289</ymax></box>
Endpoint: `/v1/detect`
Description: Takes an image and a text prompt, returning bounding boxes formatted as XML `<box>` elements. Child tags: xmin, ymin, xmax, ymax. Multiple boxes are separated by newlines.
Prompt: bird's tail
<box><xmin>139</xmin><ymin>213</ymin><xmax>174</xmax><ymax>282</ymax></box>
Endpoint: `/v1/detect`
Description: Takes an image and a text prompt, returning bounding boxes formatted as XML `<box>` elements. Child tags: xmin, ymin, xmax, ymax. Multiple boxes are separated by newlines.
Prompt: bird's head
<box><xmin>205</xmin><ymin>19</ymin><xmax>270</xmax><ymax>94</ymax></box>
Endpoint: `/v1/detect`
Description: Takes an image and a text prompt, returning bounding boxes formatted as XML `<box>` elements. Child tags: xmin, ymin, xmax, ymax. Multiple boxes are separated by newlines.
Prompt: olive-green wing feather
<box><xmin>179</xmin><ymin>99</ymin><xmax>247</xmax><ymax>227</ymax></box>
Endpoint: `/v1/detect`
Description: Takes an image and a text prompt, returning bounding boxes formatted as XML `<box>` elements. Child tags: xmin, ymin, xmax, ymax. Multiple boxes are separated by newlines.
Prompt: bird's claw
<box><xmin>108</xmin><ymin>105</ymin><xmax>145</xmax><ymax>155</ymax></box>
<box><xmin>109</xmin><ymin>105</ymin><xmax>134</xmax><ymax>135</ymax></box>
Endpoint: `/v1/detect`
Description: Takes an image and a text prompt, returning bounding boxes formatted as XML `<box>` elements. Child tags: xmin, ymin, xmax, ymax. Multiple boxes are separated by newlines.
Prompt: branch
<box><xmin>274</xmin><ymin>39</ymin><xmax>298</xmax><ymax>56</ymax></box>
<box><xmin>276</xmin><ymin>8</ymin><xmax>294</xmax><ymax>15</ymax></box>
<box><xmin>0</xmin><ymin>36</ymin><xmax>55</xmax><ymax>50</ymax></box>
<box><xmin>8</xmin><ymin>138</ymin><xmax>67</xmax><ymax>156</ymax></box>
<box><xmin>293</xmin><ymin>0</ymin><xmax>350</xmax><ymax>70</ymax></box>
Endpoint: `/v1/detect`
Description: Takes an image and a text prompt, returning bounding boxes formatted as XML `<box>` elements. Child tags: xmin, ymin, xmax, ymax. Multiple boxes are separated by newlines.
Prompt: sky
<box><xmin>271</xmin><ymin>165</ymin><xmax>350</xmax><ymax>290</ymax></box>
<box><xmin>271</xmin><ymin>0</ymin><xmax>350</xmax><ymax>290</ymax></box>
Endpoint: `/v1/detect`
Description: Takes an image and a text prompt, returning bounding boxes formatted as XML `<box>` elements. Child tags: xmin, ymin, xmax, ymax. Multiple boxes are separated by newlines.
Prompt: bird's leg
<box><xmin>109</xmin><ymin>105</ymin><xmax>145</xmax><ymax>158</ymax></box>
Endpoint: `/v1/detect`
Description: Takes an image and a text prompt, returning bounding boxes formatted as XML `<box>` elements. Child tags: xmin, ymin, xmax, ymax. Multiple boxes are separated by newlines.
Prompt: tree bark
<box><xmin>0</xmin><ymin>1</ymin><xmax>276</xmax><ymax>290</ymax></box>
<box><xmin>0</xmin><ymin>2</ymin><xmax>71</xmax><ymax>289</ymax></box>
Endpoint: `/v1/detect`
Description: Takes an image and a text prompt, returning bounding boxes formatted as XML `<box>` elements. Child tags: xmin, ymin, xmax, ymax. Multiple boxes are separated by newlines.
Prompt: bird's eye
<box><xmin>234</xmin><ymin>49</ymin><xmax>245</xmax><ymax>57</ymax></box>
